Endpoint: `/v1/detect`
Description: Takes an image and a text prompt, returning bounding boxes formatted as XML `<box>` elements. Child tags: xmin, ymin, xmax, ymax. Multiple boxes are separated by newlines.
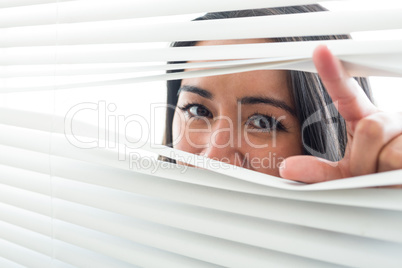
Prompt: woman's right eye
<box><xmin>178</xmin><ymin>104</ymin><xmax>213</xmax><ymax>119</ymax></box>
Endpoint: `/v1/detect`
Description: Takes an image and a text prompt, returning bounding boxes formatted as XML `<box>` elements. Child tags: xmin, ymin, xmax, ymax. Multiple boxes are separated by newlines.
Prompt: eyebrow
<box><xmin>177</xmin><ymin>85</ymin><xmax>213</xmax><ymax>99</ymax></box>
<box><xmin>178</xmin><ymin>85</ymin><xmax>296</xmax><ymax>116</ymax></box>
<box><xmin>240</xmin><ymin>96</ymin><xmax>296</xmax><ymax>116</ymax></box>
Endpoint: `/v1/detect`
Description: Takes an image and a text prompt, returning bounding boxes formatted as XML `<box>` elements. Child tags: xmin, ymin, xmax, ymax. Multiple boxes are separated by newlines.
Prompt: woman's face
<box><xmin>172</xmin><ymin>40</ymin><xmax>303</xmax><ymax>176</ymax></box>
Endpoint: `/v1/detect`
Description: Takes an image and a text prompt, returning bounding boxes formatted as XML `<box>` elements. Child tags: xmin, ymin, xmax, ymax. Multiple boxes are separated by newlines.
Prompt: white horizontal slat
<box><xmin>51</xmin><ymin>155</ymin><xmax>402</xmax><ymax>244</ymax></box>
<box><xmin>1</xmin><ymin>217</ymin><xmax>146</xmax><ymax>268</ymax></box>
<box><xmin>0</xmin><ymin>163</ymin><xmax>342</xmax><ymax>266</ymax></box>
<box><xmin>1</xmin><ymin>140</ymin><xmax>401</xmax><ymax>215</ymax></box>
<box><xmin>0</xmin><ymin>60</ymin><xmax>313</xmax><ymax>92</ymax></box>
<box><xmin>1</xmin><ymin>136</ymin><xmax>398</xmax><ymax>266</ymax></box>
<box><xmin>2</xmin><ymin>9</ymin><xmax>402</xmax><ymax>47</ymax></box>
<box><xmin>1</xmin><ymin>125</ymin><xmax>401</xmax><ymax>210</ymax></box>
<box><xmin>0</xmin><ymin>220</ymin><xmax>137</xmax><ymax>268</ymax></box>
<box><xmin>49</xmin><ymin>259</ymin><xmax>78</xmax><ymax>268</ymax></box>
<box><xmin>0</xmin><ymin>238</ymin><xmax>52</xmax><ymax>268</ymax></box>
<box><xmin>0</xmin><ymin>208</ymin><xmax>140</xmax><ymax>268</ymax></box>
<box><xmin>0</xmin><ymin>124</ymin><xmax>400</xmax><ymax>266</ymax></box>
<box><xmin>0</xmin><ymin>221</ymin><xmax>52</xmax><ymax>265</ymax></box>
<box><xmin>70</xmin><ymin>154</ymin><xmax>402</xmax><ymax>210</ymax></box>
<box><xmin>0</xmin><ymin>238</ymin><xmax>79</xmax><ymax>268</ymax></box>
<box><xmin>1</xmin><ymin>58</ymin><xmax>399</xmax><ymax>93</ymax></box>
<box><xmin>2</xmin><ymin>55</ymin><xmax>401</xmax><ymax>93</ymax></box>
<box><xmin>0</xmin><ymin>0</ymin><xmax>332</xmax><ymax>28</ymax></box>
<box><xmin>0</xmin><ymin>108</ymin><xmax>54</xmax><ymax>133</ymax></box>
<box><xmin>54</xmin><ymin>219</ymin><xmax>223</xmax><ymax>268</ymax></box>
<box><xmin>2</xmin><ymin>161</ymin><xmax>398</xmax><ymax>267</ymax></box>
<box><xmin>53</xmin><ymin>129</ymin><xmax>402</xmax><ymax>191</ymax></box>
<box><xmin>0</xmin><ymin>145</ymin><xmax>50</xmax><ymax>174</ymax></box>
<box><xmin>0</xmin><ymin>137</ymin><xmax>400</xmax><ymax>256</ymax></box>
<box><xmin>0</xmin><ymin>0</ymin><xmax>72</xmax><ymax>9</ymax></box>
<box><xmin>1</xmin><ymin>113</ymin><xmax>402</xmax><ymax>193</ymax></box>
<box><xmin>0</xmin><ymin>124</ymin><xmax>49</xmax><ymax>153</ymax></box>
<box><xmin>4</xmin><ymin>39</ymin><xmax>402</xmax><ymax>65</ymax></box>
<box><xmin>0</xmin><ymin>63</ymin><xmax>168</xmax><ymax>78</ymax></box>
<box><xmin>0</xmin><ymin>108</ymin><xmax>96</xmax><ymax>137</ymax></box>
<box><xmin>0</xmin><ymin>183</ymin><xmax>51</xmax><ymax>218</ymax></box>
<box><xmin>0</xmin><ymin>47</ymin><xmax>399</xmax><ymax>85</ymax></box>
<box><xmin>53</xmin><ymin>239</ymin><xmax>140</xmax><ymax>268</ymax></box>
<box><xmin>0</xmin><ymin>256</ymin><xmax>26</xmax><ymax>268</ymax></box>
<box><xmin>2</xmin><ymin>41</ymin><xmax>402</xmax><ymax>93</ymax></box>
<box><xmin>52</xmin><ymin>176</ymin><xmax>402</xmax><ymax>267</ymax></box>
<box><xmin>53</xmin><ymin>199</ymin><xmax>340</xmax><ymax>268</ymax></box>
<box><xmin>0</xmin><ymin>164</ymin><xmax>51</xmax><ymax>195</ymax></box>
<box><xmin>0</xmin><ymin>122</ymin><xmax>310</xmax><ymax>192</ymax></box>
<box><xmin>1</xmin><ymin>59</ymin><xmax>400</xmax><ymax>94</ymax></box>
<box><xmin>0</xmin><ymin>60</ymin><xmax>311</xmax><ymax>78</ymax></box>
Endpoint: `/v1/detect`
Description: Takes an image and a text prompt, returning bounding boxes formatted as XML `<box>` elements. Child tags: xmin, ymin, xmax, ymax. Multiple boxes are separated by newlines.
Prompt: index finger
<box><xmin>313</xmin><ymin>45</ymin><xmax>378</xmax><ymax>130</ymax></box>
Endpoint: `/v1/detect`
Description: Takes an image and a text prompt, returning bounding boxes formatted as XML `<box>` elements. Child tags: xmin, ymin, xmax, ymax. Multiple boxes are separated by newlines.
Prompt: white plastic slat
<box><xmin>0</xmin><ymin>63</ymin><xmax>170</xmax><ymax>77</ymax></box>
<box><xmin>0</xmin><ymin>109</ymin><xmax>54</xmax><ymax>133</ymax></box>
<box><xmin>2</xmin><ymin>56</ymin><xmax>401</xmax><ymax>93</ymax></box>
<box><xmin>52</xmin><ymin>177</ymin><xmax>402</xmax><ymax>267</ymax></box>
<box><xmin>52</xmin><ymin>129</ymin><xmax>402</xmax><ymax>191</ymax></box>
<box><xmin>0</xmin><ymin>0</ymin><xmax>333</xmax><ymax>27</ymax></box>
<box><xmin>1</xmin><ymin>9</ymin><xmax>402</xmax><ymax>47</ymax></box>
<box><xmin>0</xmin><ymin>164</ymin><xmax>51</xmax><ymax>195</ymax></box>
<box><xmin>0</xmin><ymin>256</ymin><xmax>26</xmax><ymax>268</ymax></box>
<box><xmin>0</xmin><ymin>0</ymin><xmax>71</xmax><ymax>9</ymax></box>
<box><xmin>53</xmin><ymin>238</ymin><xmax>141</xmax><ymax>268</ymax></box>
<box><xmin>0</xmin><ymin>217</ymin><xmax>140</xmax><ymax>268</ymax></box>
<box><xmin>3</xmin><ymin>143</ymin><xmax>397</xmax><ymax>266</ymax></box>
<box><xmin>0</xmin><ymin>184</ymin><xmax>51</xmax><ymax>219</ymax></box>
<box><xmin>2</xmin><ymin>42</ymin><xmax>402</xmax><ymax>93</ymax></box>
<box><xmin>50</xmin><ymin>157</ymin><xmax>402</xmax><ymax>244</ymax></box>
<box><xmin>0</xmin><ymin>238</ymin><xmax>51</xmax><ymax>268</ymax></box>
<box><xmin>0</xmin><ymin>238</ymin><xmax>77</xmax><ymax>268</ymax></box>
<box><xmin>0</xmin><ymin>144</ymin><xmax>50</xmax><ymax>174</ymax></box>
<box><xmin>0</xmin><ymin>222</ymin><xmax>52</xmax><ymax>267</ymax></box>
<box><xmin>54</xmin><ymin>219</ymin><xmax>223</xmax><ymax>268</ymax></box>
<box><xmin>3</xmin><ymin>39</ymin><xmax>402</xmax><ymax>65</ymax></box>
<box><xmin>1</xmin><ymin>119</ymin><xmax>402</xmax><ymax>200</ymax></box>
<box><xmin>53</xmin><ymin>200</ymin><xmax>342</xmax><ymax>268</ymax></box>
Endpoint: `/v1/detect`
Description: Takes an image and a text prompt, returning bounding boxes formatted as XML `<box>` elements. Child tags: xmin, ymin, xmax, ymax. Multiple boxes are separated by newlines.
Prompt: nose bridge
<box><xmin>201</xmin><ymin>115</ymin><xmax>240</xmax><ymax>163</ymax></box>
<box><xmin>213</xmin><ymin>115</ymin><xmax>235</xmax><ymax>146</ymax></box>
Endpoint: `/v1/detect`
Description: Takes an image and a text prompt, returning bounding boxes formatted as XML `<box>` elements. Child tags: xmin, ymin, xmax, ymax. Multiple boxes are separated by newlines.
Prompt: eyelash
<box><xmin>177</xmin><ymin>102</ymin><xmax>213</xmax><ymax>119</ymax></box>
<box><xmin>246</xmin><ymin>112</ymin><xmax>288</xmax><ymax>133</ymax></box>
<box><xmin>177</xmin><ymin>103</ymin><xmax>288</xmax><ymax>132</ymax></box>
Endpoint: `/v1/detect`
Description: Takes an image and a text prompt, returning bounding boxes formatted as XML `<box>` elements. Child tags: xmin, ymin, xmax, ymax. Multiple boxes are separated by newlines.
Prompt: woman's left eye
<box><xmin>246</xmin><ymin>114</ymin><xmax>285</xmax><ymax>132</ymax></box>
<box><xmin>188</xmin><ymin>105</ymin><xmax>211</xmax><ymax>118</ymax></box>
<box><xmin>178</xmin><ymin>103</ymin><xmax>213</xmax><ymax>119</ymax></box>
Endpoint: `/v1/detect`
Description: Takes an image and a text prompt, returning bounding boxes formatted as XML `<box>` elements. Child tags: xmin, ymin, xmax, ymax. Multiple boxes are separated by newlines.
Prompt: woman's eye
<box><xmin>247</xmin><ymin>114</ymin><xmax>282</xmax><ymax>132</ymax></box>
<box><xmin>179</xmin><ymin>104</ymin><xmax>212</xmax><ymax>119</ymax></box>
<box><xmin>189</xmin><ymin>105</ymin><xmax>211</xmax><ymax>117</ymax></box>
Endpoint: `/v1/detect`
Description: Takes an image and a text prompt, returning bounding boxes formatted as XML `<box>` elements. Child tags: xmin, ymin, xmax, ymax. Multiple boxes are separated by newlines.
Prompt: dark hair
<box><xmin>163</xmin><ymin>5</ymin><xmax>373</xmax><ymax>162</ymax></box>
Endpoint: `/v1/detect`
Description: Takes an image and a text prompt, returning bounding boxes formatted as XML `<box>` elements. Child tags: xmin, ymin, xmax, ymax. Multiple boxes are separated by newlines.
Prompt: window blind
<box><xmin>1</xmin><ymin>1</ymin><xmax>402</xmax><ymax>267</ymax></box>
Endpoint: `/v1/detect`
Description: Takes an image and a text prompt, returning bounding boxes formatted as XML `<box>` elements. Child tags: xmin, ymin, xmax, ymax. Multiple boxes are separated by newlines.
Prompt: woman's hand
<box><xmin>279</xmin><ymin>45</ymin><xmax>402</xmax><ymax>185</ymax></box>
